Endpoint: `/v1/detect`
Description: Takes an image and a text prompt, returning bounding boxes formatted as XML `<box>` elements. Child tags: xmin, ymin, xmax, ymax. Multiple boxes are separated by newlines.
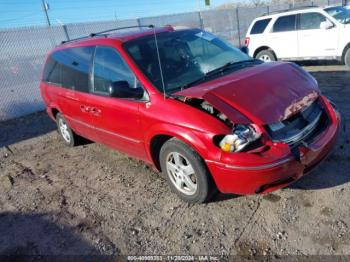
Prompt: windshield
<box><xmin>123</xmin><ymin>29</ymin><xmax>252</xmax><ymax>94</ymax></box>
<box><xmin>324</xmin><ymin>6</ymin><xmax>350</xmax><ymax>24</ymax></box>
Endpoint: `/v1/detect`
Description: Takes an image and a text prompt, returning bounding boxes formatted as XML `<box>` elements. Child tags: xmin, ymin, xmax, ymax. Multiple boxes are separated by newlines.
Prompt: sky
<box><xmin>0</xmin><ymin>0</ymin><xmax>232</xmax><ymax>29</ymax></box>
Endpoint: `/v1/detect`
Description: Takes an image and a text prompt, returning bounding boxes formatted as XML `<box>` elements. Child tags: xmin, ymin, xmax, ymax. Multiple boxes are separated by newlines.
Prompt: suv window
<box><xmin>92</xmin><ymin>46</ymin><xmax>136</xmax><ymax>95</ymax></box>
<box><xmin>273</xmin><ymin>15</ymin><xmax>297</xmax><ymax>32</ymax></box>
<box><xmin>43</xmin><ymin>47</ymin><xmax>94</xmax><ymax>92</ymax></box>
<box><xmin>250</xmin><ymin>18</ymin><xmax>271</xmax><ymax>34</ymax></box>
<box><xmin>299</xmin><ymin>12</ymin><xmax>327</xmax><ymax>30</ymax></box>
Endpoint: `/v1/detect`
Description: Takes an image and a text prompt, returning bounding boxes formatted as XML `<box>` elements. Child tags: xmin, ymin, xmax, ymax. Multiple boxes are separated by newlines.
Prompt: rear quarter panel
<box><xmin>40</xmin><ymin>81</ymin><xmax>61</xmax><ymax>120</ymax></box>
<box><xmin>248</xmin><ymin>22</ymin><xmax>275</xmax><ymax>58</ymax></box>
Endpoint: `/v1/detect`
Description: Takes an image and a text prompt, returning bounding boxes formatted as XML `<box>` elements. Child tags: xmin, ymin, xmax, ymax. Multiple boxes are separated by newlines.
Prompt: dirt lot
<box><xmin>0</xmin><ymin>65</ymin><xmax>349</xmax><ymax>257</ymax></box>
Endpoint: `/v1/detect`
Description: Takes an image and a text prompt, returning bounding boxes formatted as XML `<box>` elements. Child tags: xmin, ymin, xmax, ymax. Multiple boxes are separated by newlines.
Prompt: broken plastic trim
<box><xmin>176</xmin><ymin>96</ymin><xmax>264</xmax><ymax>153</ymax></box>
<box><xmin>277</xmin><ymin>110</ymin><xmax>322</xmax><ymax>145</ymax></box>
<box><xmin>265</xmin><ymin>99</ymin><xmax>325</xmax><ymax>147</ymax></box>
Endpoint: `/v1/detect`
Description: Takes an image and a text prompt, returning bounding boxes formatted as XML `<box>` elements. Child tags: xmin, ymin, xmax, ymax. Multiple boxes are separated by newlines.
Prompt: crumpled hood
<box><xmin>175</xmin><ymin>62</ymin><xmax>319</xmax><ymax>125</ymax></box>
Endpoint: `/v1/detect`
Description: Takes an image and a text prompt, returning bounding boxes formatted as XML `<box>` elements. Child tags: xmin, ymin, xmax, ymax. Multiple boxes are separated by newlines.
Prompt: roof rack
<box><xmin>261</xmin><ymin>5</ymin><xmax>319</xmax><ymax>16</ymax></box>
<box><xmin>61</xmin><ymin>24</ymin><xmax>154</xmax><ymax>44</ymax></box>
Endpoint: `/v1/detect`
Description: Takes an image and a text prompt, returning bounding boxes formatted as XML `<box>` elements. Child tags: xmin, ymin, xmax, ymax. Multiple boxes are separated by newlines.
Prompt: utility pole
<box><xmin>41</xmin><ymin>0</ymin><xmax>51</xmax><ymax>26</ymax></box>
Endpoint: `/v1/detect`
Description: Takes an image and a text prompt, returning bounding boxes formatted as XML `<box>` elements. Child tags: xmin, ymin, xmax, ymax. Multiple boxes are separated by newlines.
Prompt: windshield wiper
<box><xmin>177</xmin><ymin>59</ymin><xmax>260</xmax><ymax>91</ymax></box>
<box><xmin>208</xmin><ymin>59</ymin><xmax>261</xmax><ymax>77</ymax></box>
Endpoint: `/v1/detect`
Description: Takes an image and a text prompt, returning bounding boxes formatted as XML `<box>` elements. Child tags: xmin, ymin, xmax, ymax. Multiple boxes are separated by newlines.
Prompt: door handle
<box><xmin>66</xmin><ymin>91</ymin><xmax>79</xmax><ymax>101</ymax></box>
<box><xmin>90</xmin><ymin>107</ymin><xmax>101</xmax><ymax>116</ymax></box>
<box><xmin>80</xmin><ymin>105</ymin><xmax>91</xmax><ymax>113</ymax></box>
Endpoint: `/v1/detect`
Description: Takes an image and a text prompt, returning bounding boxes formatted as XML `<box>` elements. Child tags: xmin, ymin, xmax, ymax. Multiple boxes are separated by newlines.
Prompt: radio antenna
<box><xmin>152</xmin><ymin>25</ymin><xmax>166</xmax><ymax>99</ymax></box>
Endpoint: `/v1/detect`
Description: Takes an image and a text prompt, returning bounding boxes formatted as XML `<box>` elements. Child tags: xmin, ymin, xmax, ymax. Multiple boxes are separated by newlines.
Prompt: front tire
<box><xmin>256</xmin><ymin>49</ymin><xmax>276</xmax><ymax>62</ymax></box>
<box><xmin>159</xmin><ymin>138</ymin><xmax>216</xmax><ymax>203</ymax></box>
<box><xmin>345</xmin><ymin>48</ymin><xmax>350</xmax><ymax>69</ymax></box>
<box><xmin>56</xmin><ymin>113</ymin><xmax>79</xmax><ymax>147</ymax></box>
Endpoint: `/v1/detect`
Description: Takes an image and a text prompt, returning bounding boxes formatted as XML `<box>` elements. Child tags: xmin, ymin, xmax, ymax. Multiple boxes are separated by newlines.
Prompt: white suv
<box><xmin>245</xmin><ymin>6</ymin><xmax>350</xmax><ymax>67</ymax></box>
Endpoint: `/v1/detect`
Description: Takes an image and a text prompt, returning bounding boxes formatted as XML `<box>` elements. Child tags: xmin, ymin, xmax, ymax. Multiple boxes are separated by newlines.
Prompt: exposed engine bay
<box><xmin>177</xmin><ymin>97</ymin><xmax>262</xmax><ymax>152</ymax></box>
<box><xmin>180</xmin><ymin>97</ymin><xmax>233</xmax><ymax>127</ymax></box>
<box><xmin>177</xmin><ymin>96</ymin><xmax>328</xmax><ymax>153</ymax></box>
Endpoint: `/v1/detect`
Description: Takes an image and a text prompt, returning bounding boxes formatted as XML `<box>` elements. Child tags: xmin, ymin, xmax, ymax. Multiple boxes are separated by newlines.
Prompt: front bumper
<box><xmin>206</xmin><ymin>96</ymin><xmax>341</xmax><ymax>195</ymax></box>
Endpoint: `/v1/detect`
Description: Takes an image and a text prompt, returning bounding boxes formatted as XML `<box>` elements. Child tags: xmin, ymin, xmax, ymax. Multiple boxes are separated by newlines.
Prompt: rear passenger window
<box><xmin>92</xmin><ymin>46</ymin><xmax>135</xmax><ymax>95</ymax></box>
<box><xmin>273</xmin><ymin>15</ymin><xmax>296</xmax><ymax>32</ymax></box>
<box><xmin>43</xmin><ymin>47</ymin><xmax>94</xmax><ymax>92</ymax></box>
<box><xmin>299</xmin><ymin>12</ymin><xmax>327</xmax><ymax>30</ymax></box>
<box><xmin>250</xmin><ymin>18</ymin><xmax>271</xmax><ymax>34</ymax></box>
<box><xmin>43</xmin><ymin>56</ymin><xmax>61</xmax><ymax>85</ymax></box>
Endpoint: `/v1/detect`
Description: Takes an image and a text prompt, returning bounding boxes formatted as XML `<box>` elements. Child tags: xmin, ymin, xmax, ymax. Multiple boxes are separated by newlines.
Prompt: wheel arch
<box><xmin>341</xmin><ymin>42</ymin><xmax>350</xmax><ymax>63</ymax></box>
<box><xmin>51</xmin><ymin>108</ymin><xmax>60</xmax><ymax>118</ymax></box>
<box><xmin>44</xmin><ymin>106</ymin><xmax>60</xmax><ymax>121</ymax></box>
<box><xmin>149</xmin><ymin>134</ymin><xmax>173</xmax><ymax>171</ymax></box>
<box><xmin>146</xmin><ymin>124</ymin><xmax>213</xmax><ymax>172</ymax></box>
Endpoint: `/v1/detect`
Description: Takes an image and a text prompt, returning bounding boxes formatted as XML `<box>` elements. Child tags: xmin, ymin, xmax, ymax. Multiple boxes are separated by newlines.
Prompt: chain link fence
<box><xmin>0</xmin><ymin>0</ymin><xmax>343</xmax><ymax>121</ymax></box>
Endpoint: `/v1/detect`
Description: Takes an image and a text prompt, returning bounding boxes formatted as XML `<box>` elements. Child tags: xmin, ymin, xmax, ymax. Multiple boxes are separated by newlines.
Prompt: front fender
<box><xmin>144</xmin><ymin>123</ymin><xmax>222</xmax><ymax>168</ymax></box>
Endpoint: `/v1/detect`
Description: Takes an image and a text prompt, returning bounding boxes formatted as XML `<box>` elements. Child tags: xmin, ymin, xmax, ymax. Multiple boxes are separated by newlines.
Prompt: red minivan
<box><xmin>40</xmin><ymin>26</ymin><xmax>340</xmax><ymax>203</ymax></box>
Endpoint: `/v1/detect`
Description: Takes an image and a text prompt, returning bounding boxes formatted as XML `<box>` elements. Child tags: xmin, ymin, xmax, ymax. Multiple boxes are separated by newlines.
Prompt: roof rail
<box><xmin>261</xmin><ymin>5</ymin><xmax>319</xmax><ymax>16</ymax></box>
<box><xmin>61</xmin><ymin>24</ymin><xmax>154</xmax><ymax>44</ymax></box>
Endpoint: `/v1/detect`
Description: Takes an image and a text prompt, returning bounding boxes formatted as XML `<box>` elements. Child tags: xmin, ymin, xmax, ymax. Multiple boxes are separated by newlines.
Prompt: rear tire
<box><xmin>56</xmin><ymin>113</ymin><xmax>80</xmax><ymax>147</ymax></box>
<box><xmin>159</xmin><ymin>138</ymin><xmax>216</xmax><ymax>204</ymax></box>
<box><xmin>345</xmin><ymin>48</ymin><xmax>350</xmax><ymax>69</ymax></box>
<box><xmin>256</xmin><ymin>49</ymin><xmax>276</xmax><ymax>62</ymax></box>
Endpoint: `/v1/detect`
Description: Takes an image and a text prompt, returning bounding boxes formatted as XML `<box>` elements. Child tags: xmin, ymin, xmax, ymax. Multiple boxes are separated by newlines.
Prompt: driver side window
<box><xmin>299</xmin><ymin>12</ymin><xmax>327</xmax><ymax>30</ymax></box>
<box><xmin>92</xmin><ymin>46</ymin><xmax>136</xmax><ymax>95</ymax></box>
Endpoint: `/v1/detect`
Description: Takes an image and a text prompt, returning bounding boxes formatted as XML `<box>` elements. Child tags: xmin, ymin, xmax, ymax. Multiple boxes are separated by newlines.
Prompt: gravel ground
<box><xmin>0</xmin><ymin>65</ymin><xmax>349</xmax><ymax>257</ymax></box>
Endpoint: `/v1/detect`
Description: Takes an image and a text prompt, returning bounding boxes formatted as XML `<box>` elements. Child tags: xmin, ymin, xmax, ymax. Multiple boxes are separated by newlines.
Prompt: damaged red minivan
<box><xmin>40</xmin><ymin>26</ymin><xmax>341</xmax><ymax>203</ymax></box>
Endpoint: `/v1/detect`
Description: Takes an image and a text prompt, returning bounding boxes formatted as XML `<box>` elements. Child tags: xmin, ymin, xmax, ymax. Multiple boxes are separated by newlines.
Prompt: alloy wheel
<box><xmin>58</xmin><ymin>118</ymin><xmax>71</xmax><ymax>143</ymax></box>
<box><xmin>166</xmin><ymin>152</ymin><xmax>198</xmax><ymax>195</ymax></box>
<box><xmin>259</xmin><ymin>54</ymin><xmax>272</xmax><ymax>62</ymax></box>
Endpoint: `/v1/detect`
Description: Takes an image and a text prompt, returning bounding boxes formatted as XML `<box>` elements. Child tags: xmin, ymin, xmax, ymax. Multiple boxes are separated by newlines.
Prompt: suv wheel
<box><xmin>345</xmin><ymin>48</ymin><xmax>350</xmax><ymax>68</ymax></box>
<box><xmin>256</xmin><ymin>50</ymin><xmax>276</xmax><ymax>62</ymax></box>
<box><xmin>159</xmin><ymin>138</ymin><xmax>216</xmax><ymax>203</ymax></box>
<box><xmin>56</xmin><ymin>113</ymin><xmax>79</xmax><ymax>147</ymax></box>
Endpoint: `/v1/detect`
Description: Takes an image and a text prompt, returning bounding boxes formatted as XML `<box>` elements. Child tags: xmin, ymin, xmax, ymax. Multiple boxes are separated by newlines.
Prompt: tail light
<box><xmin>244</xmin><ymin>37</ymin><xmax>250</xmax><ymax>47</ymax></box>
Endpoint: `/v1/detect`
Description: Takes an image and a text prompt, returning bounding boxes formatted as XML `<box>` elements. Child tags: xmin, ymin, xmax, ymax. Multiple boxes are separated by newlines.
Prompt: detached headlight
<box><xmin>219</xmin><ymin>124</ymin><xmax>261</xmax><ymax>152</ymax></box>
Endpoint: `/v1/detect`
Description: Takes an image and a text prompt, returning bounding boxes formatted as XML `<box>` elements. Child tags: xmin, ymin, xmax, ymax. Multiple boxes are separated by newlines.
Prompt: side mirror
<box><xmin>320</xmin><ymin>20</ymin><xmax>334</xmax><ymax>30</ymax></box>
<box><xmin>109</xmin><ymin>81</ymin><xmax>144</xmax><ymax>99</ymax></box>
<box><xmin>240</xmin><ymin>46</ymin><xmax>249</xmax><ymax>54</ymax></box>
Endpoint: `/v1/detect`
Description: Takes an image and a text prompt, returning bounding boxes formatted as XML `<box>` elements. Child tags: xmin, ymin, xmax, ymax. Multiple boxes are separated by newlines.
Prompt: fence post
<box><xmin>137</xmin><ymin>18</ymin><xmax>142</xmax><ymax>27</ymax></box>
<box><xmin>62</xmin><ymin>24</ymin><xmax>70</xmax><ymax>41</ymax></box>
<box><xmin>235</xmin><ymin>7</ymin><xmax>241</xmax><ymax>47</ymax></box>
<box><xmin>267</xmin><ymin>5</ymin><xmax>270</xmax><ymax>15</ymax></box>
<box><xmin>198</xmin><ymin>11</ymin><xmax>204</xmax><ymax>30</ymax></box>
